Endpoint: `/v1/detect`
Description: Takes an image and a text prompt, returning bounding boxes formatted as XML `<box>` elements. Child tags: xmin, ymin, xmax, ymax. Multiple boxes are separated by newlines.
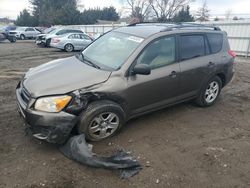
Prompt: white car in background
<box><xmin>50</xmin><ymin>33</ymin><xmax>93</xmax><ymax>52</ymax></box>
<box><xmin>9</xmin><ymin>27</ymin><xmax>41</xmax><ymax>40</ymax></box>
<box><xmin>36</xmin><ymin>28</ymin><xmax>85</xmax><ymax>47</ymax></box>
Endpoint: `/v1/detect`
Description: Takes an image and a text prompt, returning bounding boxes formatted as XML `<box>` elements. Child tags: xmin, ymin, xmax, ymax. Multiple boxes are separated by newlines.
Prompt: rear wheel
<box><xmin>64</xmin><ymin>43</ymin><xmax>74</xmax><ymax>52</ymax></box>
<box><xmin>78</xmin><ymin>101</ymin><xmax>125</xmax><ymax>141</ymax></box>
<box><xmin>195</xmin><ymin>76</ymin><xmax>222</xmax><ymax>107</ymax></box>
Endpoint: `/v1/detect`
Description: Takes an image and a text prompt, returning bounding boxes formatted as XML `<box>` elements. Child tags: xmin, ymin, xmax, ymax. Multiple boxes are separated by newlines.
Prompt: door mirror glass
<box><xmin>132</xmin><ymin>64</ymin><xmax>151</xmax><ymax>75</ymax></box>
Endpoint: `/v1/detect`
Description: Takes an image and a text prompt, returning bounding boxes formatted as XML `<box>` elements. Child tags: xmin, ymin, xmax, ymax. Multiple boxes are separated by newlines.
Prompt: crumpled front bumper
<box><xmin>16</xmin><ymin>82</ymin><xmax>78</xmax><ymax>144</ymax></box>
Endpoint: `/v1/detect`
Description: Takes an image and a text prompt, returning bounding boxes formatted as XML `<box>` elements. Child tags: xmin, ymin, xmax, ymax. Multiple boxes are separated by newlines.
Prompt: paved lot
<box><xmin>0</xmin><ymin>41</ymin><xmax>250</xmax><ymax>188</ymax></box>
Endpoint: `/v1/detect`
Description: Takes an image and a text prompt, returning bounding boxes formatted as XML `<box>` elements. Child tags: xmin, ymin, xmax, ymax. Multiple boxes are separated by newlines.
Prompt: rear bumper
<box><xmin>50</xmin><ymin>43</ymin><xmax>64</xmax><ymax>49</ymax></box>
<box><xmin>16</xmin><ymin>82</ymin><xmax>78</xmax><ymax>144</ymax></box>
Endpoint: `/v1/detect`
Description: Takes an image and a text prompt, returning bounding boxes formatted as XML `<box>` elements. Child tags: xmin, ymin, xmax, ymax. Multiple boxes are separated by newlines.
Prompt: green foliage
<box><xmin>172</xmin><ymin>6</ymin><xmax>194</xmax><ymax>22</ymax></box>
<box><xmin>15</xmin><ymin>0</ymin><xmax>120</xmax><ymax>26</ymax></box>
<box><xmin>80</xmin><ymin>7</ymin><xmax>119</xmax><ymax>24</ymax></box>
<box><xmin>100</xmin><ymin>7</ymin><xmax>119</xmax><ymax>21</ymax></box>
<box><xmin>15</xmin><ymin>9</ymin><xmax>37</xmax><ymax>26</ymax></box>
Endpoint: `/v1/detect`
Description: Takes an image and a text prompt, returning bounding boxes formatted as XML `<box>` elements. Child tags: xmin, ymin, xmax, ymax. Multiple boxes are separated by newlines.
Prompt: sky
<box><xmin>0</xmin><ymin>0</ymin><xmax>250</xmax><ymax>19</ymax></box>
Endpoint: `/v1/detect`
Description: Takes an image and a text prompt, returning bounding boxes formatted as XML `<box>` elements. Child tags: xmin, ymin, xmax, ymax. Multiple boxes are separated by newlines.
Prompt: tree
<box><xmin>15</xmin><ymin>9</ymin><xmax>36</xmax><ymax>26</ymax></box>
<box><xmin>195</xmin><ymin>0</ymin><xmax>210</xmax><ymax>22</ymax></box>
<box><xmin>100</xmin><ymin>7</ymin><xmax>120</xmax><ymax>21</ymax></box>
<box><xmin>225</xmin><ymin>9</ymin><xmax>232</xmax><ymax>21</ymax></box>
<box><xmin>150</xmin><ymin>0</ymin><xmax>193</xmax><ymax>22</ymax></box>
<box><xmin>80</xmin><ymin>7</ymin><xmax>120</xmax><ymax>24</ymax></box>
<box><xmin>29</xmin><ymin>0</ymin><xmax>81</xmax><ymax>26</ymax></box>
<box><xmin>214</xmin><ymin>17</ymin><xmax>219</xmax><ymax>21</ymax></box>
<box><xmin>123</xmin><ymin>0</ymin><xmax>152</xmax><ymax>22</ymax></box>
<box><xmin>233</xmin><ymin>16</ymin><xmax>239</xmax><ymax>21</ymax></box>
<box><xmin>172</xmin><ymin>5</ymin><xmax>194</xmax><ymax>22</ymax></box>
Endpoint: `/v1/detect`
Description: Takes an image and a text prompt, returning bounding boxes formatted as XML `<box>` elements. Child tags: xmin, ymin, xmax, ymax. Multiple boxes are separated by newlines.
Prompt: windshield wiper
<box><xmin>78</xmin><ymin>53</ymin><xmax>100</xmax><ymax>69</ymax></box>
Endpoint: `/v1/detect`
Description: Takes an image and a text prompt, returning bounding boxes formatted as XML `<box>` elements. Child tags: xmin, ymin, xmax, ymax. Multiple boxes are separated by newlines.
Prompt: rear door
<box><xmin>178</xmin><ymin>33</ymin><xmax>215</xmax><ymax>97</ymax></box>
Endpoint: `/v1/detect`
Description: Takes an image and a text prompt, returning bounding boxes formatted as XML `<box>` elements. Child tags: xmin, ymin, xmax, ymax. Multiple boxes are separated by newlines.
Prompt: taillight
<box><xmin>52</xmin><ymin>38</ymin><xmax>60</xmax><ymax>43</ymax></box>
<box><xmin>228</xmin><ymin>50</ymin><xmax>236</xmax><ymax>58</ymax></box>
<box><xmin>228</xmin><ymin>50</ymin><xmax>236</xmax><ymax>64</ymax></box>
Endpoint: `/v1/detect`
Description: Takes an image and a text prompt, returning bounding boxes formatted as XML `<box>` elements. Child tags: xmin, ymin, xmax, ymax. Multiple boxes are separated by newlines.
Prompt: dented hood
<box><xmin>23</xmin><ymin>56</ymin><xmax>111</xmax><ymax>97</ymax></box>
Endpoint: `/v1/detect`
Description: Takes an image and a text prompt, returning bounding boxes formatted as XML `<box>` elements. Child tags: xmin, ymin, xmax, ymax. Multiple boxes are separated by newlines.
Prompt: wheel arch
<box><xmin>216</xmin><ymin>72</ymin><xmax>226</xmax><ymax>87</ymax></box>
<box><xmin>66</xmin><ymin>91</ymin><xmax>129</xmax><ymax>118</ymax></box>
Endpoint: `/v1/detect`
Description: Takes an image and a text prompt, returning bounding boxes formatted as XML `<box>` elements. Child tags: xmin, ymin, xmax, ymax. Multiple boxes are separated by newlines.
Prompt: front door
<box><xmin>125</xmin><ymin>35</ymin><xmax>181</xmax><ymax>115</ymax></box>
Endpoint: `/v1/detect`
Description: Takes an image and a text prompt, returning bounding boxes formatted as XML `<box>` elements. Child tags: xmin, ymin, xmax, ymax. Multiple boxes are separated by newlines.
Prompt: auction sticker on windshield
<box><xmin>127</xmin><ymin>36</ymin><xmax>144</xmax><ymax>43</ymax></box>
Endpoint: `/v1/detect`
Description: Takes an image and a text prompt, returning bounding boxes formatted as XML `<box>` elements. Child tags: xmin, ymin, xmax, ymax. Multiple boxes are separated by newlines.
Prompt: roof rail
<box><xmin>127</xmin><ymin>22</ymin><xmax>176</xmax><ymax>27</ymax></box>
<box><xmin>127</xmin><ymin>22</ymin><xmax>221</xmax><ymax>31</ymax></box>
<box><xmin>161</xmin><ymin>23</ymin><xmax>221</xmax><ymax>31</ymax></box>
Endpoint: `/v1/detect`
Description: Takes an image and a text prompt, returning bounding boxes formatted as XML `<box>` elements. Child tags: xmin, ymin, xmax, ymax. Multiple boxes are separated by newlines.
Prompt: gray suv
<box><xmin>16</xmin><ymin>23</ymin><xmax>235</xmax><ymax>144</ymax></box>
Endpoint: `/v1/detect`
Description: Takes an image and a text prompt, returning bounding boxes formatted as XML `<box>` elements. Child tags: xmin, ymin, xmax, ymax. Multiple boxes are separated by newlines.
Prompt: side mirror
<box><xmin>132</xmin><ymin>64</ymin><xmax>151</xmax><ymax>75</ymax></box>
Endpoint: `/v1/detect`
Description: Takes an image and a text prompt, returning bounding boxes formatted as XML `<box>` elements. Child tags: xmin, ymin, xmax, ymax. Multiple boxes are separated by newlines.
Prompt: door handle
<box><xmin>169</xmin><ymin>71</ymin><xmax>177</xmax><ymax>78</ymax></box>
<box><xmin>208</xmin><ymin>62</ymin><xmax>215</xmax><ymax>67</ymax></box>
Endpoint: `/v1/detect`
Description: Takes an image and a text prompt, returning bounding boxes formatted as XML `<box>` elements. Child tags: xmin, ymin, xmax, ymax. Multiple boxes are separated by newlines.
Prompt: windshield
<box><xmin>48</xmin><ymin>28</ymin><xmax>60</xmax><ymax>35</ymax></box>
<box><xmin>82</xmin><ymin>31</ymin><xmax>144</xmax><ymax>70</ymax></box>
<box><xmin>44</xmin><ymin>27</ymin><xmax>56</xmax><ymax>34</ymax></box>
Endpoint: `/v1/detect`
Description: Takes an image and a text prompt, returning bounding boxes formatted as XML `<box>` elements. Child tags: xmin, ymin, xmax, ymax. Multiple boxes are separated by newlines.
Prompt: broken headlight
<box><xmin>35</xmin><ymin>95</ymin><xmax>72</xmax><ymax>112</ymax></box>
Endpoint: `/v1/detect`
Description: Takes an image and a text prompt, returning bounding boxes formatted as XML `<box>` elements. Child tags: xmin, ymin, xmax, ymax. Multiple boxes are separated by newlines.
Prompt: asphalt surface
<box><xmin>0</xmin><ymin>41</ymin><xmax>250</xmax><ymax>188</ymax></box>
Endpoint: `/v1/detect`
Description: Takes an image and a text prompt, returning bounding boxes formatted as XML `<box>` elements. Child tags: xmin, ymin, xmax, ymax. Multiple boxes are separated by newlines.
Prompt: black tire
<box><xmin>10</xmin><ymin>37</ymin><xmax>16</xmax><ymax>43</ymax></box>
<box><xmin>45</xmin><ymin>39</ymin><xmax>51</xmax><ymax>47</ymax></box>
<box><xmin>195</xmin><ymin>76</ymin><xmax>222</xmax><ymax>107</ymax></box>
<box><xmin>64</xmin><ymin>43</ymin><xmax>74</xmax><ymax>52</ymax></box>
<box><xmin>78</xmin><ymin>100</ymin><xmax>125</xmax><ymax>141</ymax></box>
<box><xmin>20</xmin><ymin>34</ymin><xmax>25</xmax><ymax>40</ymax></box>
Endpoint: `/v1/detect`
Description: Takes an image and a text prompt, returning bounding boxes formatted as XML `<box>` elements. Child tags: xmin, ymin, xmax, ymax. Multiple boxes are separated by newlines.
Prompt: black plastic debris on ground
<box><xmin>59</xmin><ymin>134</ymin><xmax>142</xmax><ymax>179</ymax></box>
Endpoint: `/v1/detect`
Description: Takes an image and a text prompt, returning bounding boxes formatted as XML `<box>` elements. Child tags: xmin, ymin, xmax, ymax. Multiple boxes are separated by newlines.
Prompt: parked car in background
<box><xmin>0</xmin><ymin>26</ymin><xmax>16</xmax><ymax>43</ymax></box>
<box><xmin>16</xmin><ymin>23</ymin><xmax>235</xmax><ymax>143</ymax></box>
<box><xmin>50</xmin><ymin>33</ymin><xmax>93</xmax><ymax>52</ymax></box>
<box><xmin>35</xmin><ymin>27</ymin><xmax>56</xmax><ymax>45</ymax></box>
<box><xmin>10</xmin><ymin>27</ymin><xmax>41</xmax><ymax>40</ymax></box>
<box><xmin>36</xmin><ymin>28</ymin><xmax>84</xmax><ymax>47</ymax></box>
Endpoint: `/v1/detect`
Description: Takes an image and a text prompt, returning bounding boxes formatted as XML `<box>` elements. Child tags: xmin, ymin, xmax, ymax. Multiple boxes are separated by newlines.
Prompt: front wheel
<box><xmin>78</xmin><ymin>101</ymin><xmax>125</xmax><ymax>141</ymax></box>
<box><xmin>20</xmin><ymin>34</ymin><xmax>25</xmax><ymax>40</ymax></box>
<box><xmin>9</xmin><ymin>36</ymin><xmax>16</xmax><ymax>43</ymax></box>
<box><xmin>195</xmin><ymin>76</ymin><xmax>222</xmax><ymax>107</ymax></box>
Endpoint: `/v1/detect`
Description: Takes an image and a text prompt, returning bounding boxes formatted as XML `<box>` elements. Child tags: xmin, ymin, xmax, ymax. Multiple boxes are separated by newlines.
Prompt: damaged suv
<box><xmin>16</xmin><ymin>23</ymin><xmax>235</xmax><ymax>144</ymax></box>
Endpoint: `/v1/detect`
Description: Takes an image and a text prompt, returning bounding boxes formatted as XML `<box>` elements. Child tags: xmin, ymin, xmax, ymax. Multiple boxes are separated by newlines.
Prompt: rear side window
<box><xmin>180</xmin><ymin>35</ymin><xmax>205</xmax><ymax>61</ymax></box>
<box><xmin>207</xmin><ymin>33</ymin><xmax>223</xmax><ymax>54</ymax></box>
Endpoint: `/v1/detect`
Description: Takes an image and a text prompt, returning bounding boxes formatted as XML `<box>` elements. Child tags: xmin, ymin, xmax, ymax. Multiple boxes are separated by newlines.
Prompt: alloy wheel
<box><xmin>65</xmin><ymin>44</ymin><xmax>73</xmax><ymax>52</ymax></box>
<box><xmin>89</xmin><ymin>112</ymin><xmax>119</xmax><ymax>140</ymax></box>
<box><xmin>204</xmin><ymin>81</ymin><xmax>219</xmax><ymax>103</ymax></box>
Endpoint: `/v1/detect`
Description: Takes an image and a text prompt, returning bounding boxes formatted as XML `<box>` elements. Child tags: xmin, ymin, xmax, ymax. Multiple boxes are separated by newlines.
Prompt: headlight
<box><xmin>35</xmin><ymin>95</ymin><xmax>72</xmax><ymax>112</ymax></box>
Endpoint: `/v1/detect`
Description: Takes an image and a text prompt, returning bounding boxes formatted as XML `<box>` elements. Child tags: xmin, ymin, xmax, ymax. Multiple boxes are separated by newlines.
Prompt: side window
<box><xmin>136</xmin><ymin>36</ymin><xmax>176</xmax><ymax>69</ymax></box>
<box><xmin>207</xmin><ymin>33</ymin><xmax>223</xmax><ymax>54</ymax></box>
<box><xmin>68</xmin><ymin>34</ymin><xmax>75</xmax><ymax>39</ymax></box>
<box><xmin>81</xmin><ymin>34</ymin><xmax>92</xmax><ymax>40</ymax></box>
<box><xmin>74</xmin><ymin>34</ymin><xmax>81</xmax><ymax>39</ymax></box>
<box><xmin>26</xmin><ymin>28</ymin><xmax>34</xmax><ymax>31</ymax></box>
<box><xmin>180</xmin><ymin>35</ymin><xmax>205</xmax><ymax>61</ymax></box>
